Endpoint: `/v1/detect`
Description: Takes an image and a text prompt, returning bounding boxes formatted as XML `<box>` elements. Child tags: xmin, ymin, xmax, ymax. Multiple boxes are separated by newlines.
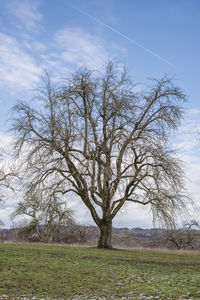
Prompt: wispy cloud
<box><xmin>0</xmin><ymin>33</ymin><xmax>42</xmax><ymax>90</ymax></box>
<box><xmin>38</xmin><ymin>26</ymin><xmax>124</xmax><ymax>78</ymax></box>
<box><xmin>52</xmin><ymin>27</ymin><xmax>109</xmax><ymax>70</ymax></box>
<box><xmin>6</xmin><ymin>0</ymin><xmax>43</xmax><ymax>32</ymax></box>
<box><xmin>0</xmin><ymin>26</ymin><xmax>123</xmax><ymax>94</ymax></box>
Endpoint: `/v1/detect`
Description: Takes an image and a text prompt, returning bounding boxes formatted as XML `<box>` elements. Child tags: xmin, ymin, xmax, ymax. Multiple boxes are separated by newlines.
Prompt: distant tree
<box><xmin>65</xmin><ymin>224</ymin><xmax>94</xmax><ymax>244</ymax></box>
<box><xmin>12</xmin><ymin>187</ymin><xmax>75</xmax><ymax>243</ymax></box>
<box><xmin>183</xmin><ymin>220</ymin><xmax>200</xmax><ymax>249</ymax></box>
<box><xmin>163</xmin><ymin>220</ymin><xmax>200</xmax><ymax>250</ymax></box>
<box><xmin>163</xmin><ymin>228</ymin><xmax>185</xmax><ymax>250</ymax></box>
<box><xmin>11</xmin><ymin>62</ymin><xmax>189</xmax><ymax>248</ymax></box>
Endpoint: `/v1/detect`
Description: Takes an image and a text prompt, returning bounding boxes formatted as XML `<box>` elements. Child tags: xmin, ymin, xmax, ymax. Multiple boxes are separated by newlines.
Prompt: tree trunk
<box><xmin>98</xmin><ymin>222</ymin><xmax>112</xmax><ymax>249</ymax></box>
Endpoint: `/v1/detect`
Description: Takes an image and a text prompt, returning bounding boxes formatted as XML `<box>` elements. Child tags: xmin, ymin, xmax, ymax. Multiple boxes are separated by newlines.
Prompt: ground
<box><xmin>0</xmin><ymin>244</ymin><xmax>200</xmax><ymax>299</ymax></box>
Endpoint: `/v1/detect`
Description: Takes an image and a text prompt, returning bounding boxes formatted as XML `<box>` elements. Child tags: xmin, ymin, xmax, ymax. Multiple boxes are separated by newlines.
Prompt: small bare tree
<box><xmin>12</xmin><ymin>187</ymin><xmax>75</xmax><ymax>243</ymax></box>
<box><xmin>11</xmin><ymin>62</ymin><xmax>189</xmax><ymax>248</ymax></box>
<box><xmin>163</xmin><ymin>220</ymin><xmax>200</xmax><ymax>250</ymax></box>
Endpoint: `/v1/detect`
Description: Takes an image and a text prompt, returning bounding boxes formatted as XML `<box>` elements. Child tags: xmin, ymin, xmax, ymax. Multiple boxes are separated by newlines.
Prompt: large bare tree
<box><xmin>11</xmin><ymin>62</ymin><xmax>188</xmax><ymax>248</ymax></box>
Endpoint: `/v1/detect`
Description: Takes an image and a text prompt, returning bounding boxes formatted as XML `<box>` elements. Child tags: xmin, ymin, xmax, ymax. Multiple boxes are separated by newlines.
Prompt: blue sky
<box><xmin>0</xmin><ymin>0</ymin><xmax>200</xmax><ymax>228</ymax></box>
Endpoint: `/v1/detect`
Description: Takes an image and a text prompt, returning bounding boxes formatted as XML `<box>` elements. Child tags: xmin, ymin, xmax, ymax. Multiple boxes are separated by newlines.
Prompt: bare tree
<box><xmin>183</xmin><ymin>219</ymin><xmax>200</xmax><ymax>249</ymax></box>
<box><xmin>163</xmin><ymin>228</ymin><xmax>185</xmax><ymax>250</ymax></box>
<box><xmin>12</xmin><ymin>188</ymin><xmax>75</xmax><ymax>243</ymax></box>
<box><xmin>163</xmin><ymin>220</ymin><xmax>200</xmax><ymax>250</ymax></box>
<box><xmin>11</xmin><ymin>62</ymin><xmax>189</xmax><ymax>248</ymax></box>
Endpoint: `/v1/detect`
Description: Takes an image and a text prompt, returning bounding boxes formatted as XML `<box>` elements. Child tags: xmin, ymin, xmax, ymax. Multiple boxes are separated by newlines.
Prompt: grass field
<box><xmin>0</xmin><ymin>244</ymin><xmax>200</xmax><ymax>299</ymax></box>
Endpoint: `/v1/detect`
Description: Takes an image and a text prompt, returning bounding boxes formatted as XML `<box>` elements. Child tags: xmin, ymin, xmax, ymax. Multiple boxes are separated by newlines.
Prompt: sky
<box><xmin>0</xmin><ymin>0</ymin><xmax>200</xmax><ymax>229</ymax></box>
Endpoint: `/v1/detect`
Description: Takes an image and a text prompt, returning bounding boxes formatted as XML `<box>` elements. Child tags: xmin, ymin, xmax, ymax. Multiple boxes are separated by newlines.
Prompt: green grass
<box><xmin>0</xmin><ymin>244</ymin><xmax>200</xmax><ymax>299</ymax></box>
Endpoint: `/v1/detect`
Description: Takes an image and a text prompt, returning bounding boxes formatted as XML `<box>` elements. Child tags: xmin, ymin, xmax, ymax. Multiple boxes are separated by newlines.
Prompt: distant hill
<box><xmin>1</xmin><ymin>226</ymin><xmax>200</xmax><ymax>250</ymax></box>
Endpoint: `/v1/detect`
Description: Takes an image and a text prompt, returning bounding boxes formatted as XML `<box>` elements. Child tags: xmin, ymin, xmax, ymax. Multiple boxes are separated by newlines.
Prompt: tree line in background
<box><xmin>0</xmin><ymin>61</ymin><xmax>197</xmax><ymax>249</ymax></box>
<box><xmin>1</xmin><ymin>220</ymin><xmax>200</xmax><ymax>251</ymax></box>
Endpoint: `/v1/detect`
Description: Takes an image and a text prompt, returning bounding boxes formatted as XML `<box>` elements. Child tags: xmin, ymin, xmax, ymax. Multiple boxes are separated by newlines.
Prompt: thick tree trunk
<box><xmin>98</xmin><ymin>222</ymin><xmax>112</xmax><ymax>249</ymax></box>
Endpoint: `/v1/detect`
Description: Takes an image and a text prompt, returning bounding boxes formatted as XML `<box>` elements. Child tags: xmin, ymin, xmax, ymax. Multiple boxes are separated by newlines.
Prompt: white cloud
<box><xmin>53</xmin><ymin>27</ymin><xmax>109</xmax><ymax>70</ymax></box>
<box><xmin>0</xmin><ymin>33</ymin><xmax>42</xmax><ymax>91</ymax></box>
<box><xmin>0</xmin><ymin>133</ymin><xmax>13</xmax><ymax>149</ymax></box>
<box><xmin>6</xmin><ymin>0</ymin><xmax>43</xmax><ymax>32</ymax></box>
<box><xmin>35</xmin><ymin>27</ymin><xmax>122</xmax><ymax>79</ymax></box>
<box><xmin>0</xmin><ymin>26</ymin><xmax>126</xmax><ymax>94</ymax></box>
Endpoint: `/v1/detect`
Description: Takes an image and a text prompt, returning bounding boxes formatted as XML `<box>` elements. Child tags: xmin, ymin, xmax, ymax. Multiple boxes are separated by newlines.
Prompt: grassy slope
<box><xmin>0</xmin><ymin>244</ymin><xmax>200</xmax><ymax>299</ymax></box>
